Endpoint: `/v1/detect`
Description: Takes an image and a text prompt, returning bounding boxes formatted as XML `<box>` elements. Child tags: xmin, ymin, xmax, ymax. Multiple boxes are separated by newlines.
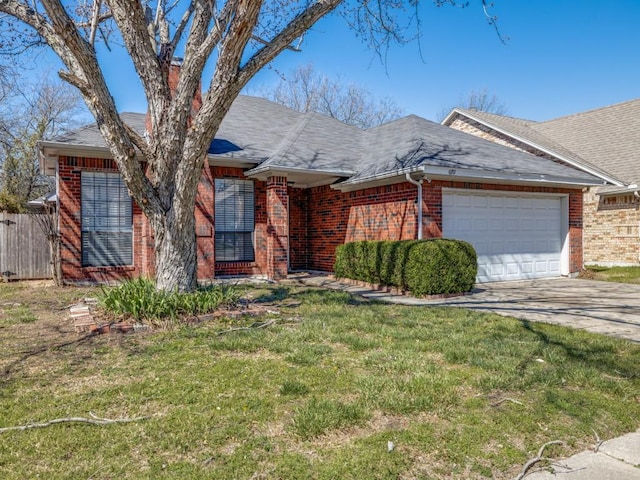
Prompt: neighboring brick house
<box><xmin>443</xmin><ymin>99</ymin><xmax>640</xmax><ymax>266</ymax></box>
<box><xmin>39</xmin><ymin>93</ymin><xmax>604</xmax><ymax>285</ymax></box>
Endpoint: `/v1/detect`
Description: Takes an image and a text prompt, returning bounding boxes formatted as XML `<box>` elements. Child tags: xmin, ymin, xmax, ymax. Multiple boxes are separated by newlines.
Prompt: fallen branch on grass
<box><xmin>515</xmin><ymin>440</ymin><xmax>564</xmax><ymax>480</ymax></box>
<box><xmin>0</xmin><ymin>412</ymin><xmax>150</xmax><ymax>433</ymax></box>
<box><xmin>216</xmin><ymin>319</ymin><xmax>277</xmax><ymax>336</ymax></box>
<box><xmin>491</xmin><ymin>397</ymin><xmax>524</xmax><ymax>407</ymax></box>
<box><xmin>592</xmin><ymin>429</ymin><xmax>604</xmax><ymax>452</ymax></box>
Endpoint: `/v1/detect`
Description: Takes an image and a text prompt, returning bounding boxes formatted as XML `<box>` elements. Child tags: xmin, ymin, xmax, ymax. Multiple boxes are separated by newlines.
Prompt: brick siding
<box><xmin>305</xmin><ymin>180</ymin><xmax>583</xmax><ymax>274</ymax></box>
<box><xmin>266</xmin><ymin>176</ymin><xmax>289</xmax><ymax>280</ymax></box>
<box><xmin>58</xmin><ymin>155</ymin><xmax>584</xmax><ymax>283</ymax></box>
<box><xmin>583</xmin><ymin>189</ymin><xmax>640</xmax><ymax>265</ymax></box>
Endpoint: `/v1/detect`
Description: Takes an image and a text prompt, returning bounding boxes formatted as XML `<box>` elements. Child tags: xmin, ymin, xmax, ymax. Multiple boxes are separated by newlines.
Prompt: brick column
<box><xmin>195</xmin><ymin>167</ymin><xmax>215</xmax><ymax>279</ymax></box>
<box><xmin>266</xmin><ymin>176</ymin><xmax>289</xmax><ymax>280</ymax></box>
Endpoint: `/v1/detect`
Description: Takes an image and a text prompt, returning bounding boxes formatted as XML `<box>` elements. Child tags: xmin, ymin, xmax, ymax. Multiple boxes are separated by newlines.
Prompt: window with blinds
<box><xmin>214</xmin><ymin>178</ymin><xmax>255</xmax><ymax>262</ymax></box>
<box><xmin>81</xmin><ymin>171</ymin><xmax>133</xmax><ymax>267</ymax></box>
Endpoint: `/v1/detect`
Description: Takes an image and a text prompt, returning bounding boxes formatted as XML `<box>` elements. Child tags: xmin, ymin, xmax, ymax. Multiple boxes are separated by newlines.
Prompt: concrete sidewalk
<box><xmin>287</xmin><ymin>273</ymin><xmax>640</xmax><ymax>479</ymax></box>
<box><xmin>524</xmin><ymin>429</ymin><xmax>640</xmax><ymax>479</ymax></box>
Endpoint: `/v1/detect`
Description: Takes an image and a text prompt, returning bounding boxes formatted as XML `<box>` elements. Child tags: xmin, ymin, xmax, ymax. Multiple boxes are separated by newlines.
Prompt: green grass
<box><xmin>582</xmin><ymin>265</ymin><xmax>640</xmax><ymax>284</ymax></box>
<box><xmin>1</xmin><ymin>283</ymin><xmax>639</xmax><ymax>479</ymax></box>
<box><xmin>0</xmin><ymin>303</ymin><xmax>37</xmax><ymax>326</ymax></box>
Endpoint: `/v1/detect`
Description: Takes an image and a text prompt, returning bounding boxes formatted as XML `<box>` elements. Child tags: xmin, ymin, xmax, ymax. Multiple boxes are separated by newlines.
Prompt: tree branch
<box><xmin>238</xmin><ymin>0</ymin><xmax>341</xmax><ymax>86</ymax></box>
<box><xmin>104</xmin><ymin>0</ymin><xmax>167</xmax><ymax>104</ymax></box>
<box><xmin>122</xmin><ymin>121</ymin><xmax>151</xmax><ymax>159</ymax></box>
<box><xmin>515</xmin><ymin>441</ymin><xmax>564</xmax><ymax>480</ymax></box>
<box><xmin>0</xmin><ymin>412</ymin><xmax>151</xmax><ymax>433</ymax></box>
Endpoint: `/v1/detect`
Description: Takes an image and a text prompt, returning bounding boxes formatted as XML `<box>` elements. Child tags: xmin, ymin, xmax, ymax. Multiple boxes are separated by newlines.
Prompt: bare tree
<box><xmin>30</xmin><ymin>202</ymin><xmax>62</xmax><ymax>285</ymax></box>
<box><xmin>255</xmin><ymin>64</ymin><xmax>404</xmax><ymax>128</ymax></box>
<box><xmin>0</xmin><ymin>0</ymin><xmax>500</xmax><ymax>292</ymax></box>
<box><xmin>0</xmin><ymin>74</ymin><xmax>83</xmax><ymax>212</ymax></box>
<box><xmin>437</xmin><ymin>87</ymin><xmax>508</xmax><ymax>122</ymax></box>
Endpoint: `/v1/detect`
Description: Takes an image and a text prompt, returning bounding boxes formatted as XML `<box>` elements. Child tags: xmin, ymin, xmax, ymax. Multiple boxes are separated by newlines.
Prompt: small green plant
<box><xmin>99</xmin><ymin>277</ymin><xmax>240</xmax><ymax>323</ymax></box>
<box><xmin>279</xmin><ymin>380</ymin><xmax>310</xmax><ymax>397</ymax></box>
<box><xmin>0</xmin><ymin>304</ymin><xmax>37</xmax><ymax>326</ymax></box>
<box><xmin>292</xmin><ymin>397</ymin><xmax>369</xmax><ymax>439</ymax></box>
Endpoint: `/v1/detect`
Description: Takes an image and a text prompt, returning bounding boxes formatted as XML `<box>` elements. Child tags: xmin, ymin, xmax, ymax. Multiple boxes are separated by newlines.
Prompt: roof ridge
<box><xmin>260</xmin><ymin>112</ymin><xmax>317</xmax><ymax>167</ymax></box>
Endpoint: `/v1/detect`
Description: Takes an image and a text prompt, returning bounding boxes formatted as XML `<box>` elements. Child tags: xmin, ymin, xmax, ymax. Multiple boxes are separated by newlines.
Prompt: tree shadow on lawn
<box><xmin>0</xmin><ymin>333</ymin><xmax>97</xmax><ymax>384</ymax></box>
<box><xmin>253</xmin><ymin>286</ymin><xmax>373</xmax><ymax>306</ymax></box>
<box><xmin>518</xmin><ymin>319</ymin><xmax>639</xmax><ymax>379</ymax></box>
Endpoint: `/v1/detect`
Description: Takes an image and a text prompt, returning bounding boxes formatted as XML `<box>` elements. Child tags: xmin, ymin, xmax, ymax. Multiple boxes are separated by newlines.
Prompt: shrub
<box><xmin>334</xmin><ymin>239</ymin><xmax>477</xmax><ymax>296</ymax></box>
<box><xmin>99</xmin><ymin>277</ymin><xmax>240</xmax><ymax>323</ymax></box>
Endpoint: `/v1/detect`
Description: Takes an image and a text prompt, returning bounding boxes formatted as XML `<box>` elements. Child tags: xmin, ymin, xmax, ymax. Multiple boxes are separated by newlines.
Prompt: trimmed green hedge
<box><xmin>334</xmin><ymin>239</ymin><xmax>477</xmax><ymax>296</ymax></box>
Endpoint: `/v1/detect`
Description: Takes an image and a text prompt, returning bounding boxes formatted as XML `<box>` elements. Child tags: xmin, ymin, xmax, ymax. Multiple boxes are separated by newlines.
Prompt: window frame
<box><xmin>81</xmin><ymin>171</ymin><xmax>133</xmax><ymax>267</ymax></box>
<box><xmin>214</xmin><ymin>178</ymin><xmax>255</xmax><ymax>262</ymax></box>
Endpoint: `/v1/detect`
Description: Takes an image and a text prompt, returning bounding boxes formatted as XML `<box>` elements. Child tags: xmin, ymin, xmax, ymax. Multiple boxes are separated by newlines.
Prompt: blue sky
<box><xmin>32</xmin><ymin>0</ymin><xmax>640</xmax><ymax>122</ymax></box>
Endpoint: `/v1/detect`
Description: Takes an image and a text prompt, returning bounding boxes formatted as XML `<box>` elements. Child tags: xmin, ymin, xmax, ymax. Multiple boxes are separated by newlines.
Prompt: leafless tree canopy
<box><xmin>437</xmin><ymin>87</ymin><xmax>508</xmax><ymax>122</ymax></box>
<box><xmin>0</xmin><ymin>73</ymin><xmax>83</xmax><ymax>212</ymax></box>
<box><xmin>255</xmin><ymin>64</ymin><xmax>404</xmax><ymax>128</ymax></box>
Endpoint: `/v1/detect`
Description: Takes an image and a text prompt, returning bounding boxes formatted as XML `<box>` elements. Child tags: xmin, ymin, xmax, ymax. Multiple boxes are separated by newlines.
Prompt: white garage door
<box><xmin>442</xmin><ymin>190</ymin><xmax>565</xmax><ymax>282</ymax></box>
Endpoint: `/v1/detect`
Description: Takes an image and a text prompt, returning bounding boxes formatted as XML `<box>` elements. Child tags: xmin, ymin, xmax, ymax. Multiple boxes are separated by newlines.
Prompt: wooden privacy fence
<box><xmin>0</xmin><ymin>212</ymin><xmax>52</xmax><ymax>280</ymax></box>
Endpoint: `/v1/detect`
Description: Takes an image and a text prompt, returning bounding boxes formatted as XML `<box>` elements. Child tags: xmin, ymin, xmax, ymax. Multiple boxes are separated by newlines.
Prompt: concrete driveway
<box><xmin>426</xmin><ymin>278</ymin><xmax>640</xmax><ymax>343</ymax></box>
<box><xmin>294</xmin><ymin>275</ymin><xmax>640</xmax><ymax>343</ymax></box>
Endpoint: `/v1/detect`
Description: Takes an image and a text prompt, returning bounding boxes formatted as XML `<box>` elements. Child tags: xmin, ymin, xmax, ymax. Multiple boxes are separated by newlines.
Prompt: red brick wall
<box><xmin>58</xmin><ymin>158</ymin><xmax>270</xmax><ymax>284</ymax></box>
<box><xmin>58</xmin><ymin>154</ymin><xmax>585</xmax><ymax>282</ymax></box>
<box><xmin>289</xmin><ymin>187</ymin><xmax>308</xmax><ymax>270</ymax></box>
<box><xmin>305</xmin><ymin>180</ymin><xmax>584</xmax><ymax>274</ymax></box>
<box><xmin>307</xmin><ymin>182</ymin><xmax>426</xmax><ymax>272</ymax></box>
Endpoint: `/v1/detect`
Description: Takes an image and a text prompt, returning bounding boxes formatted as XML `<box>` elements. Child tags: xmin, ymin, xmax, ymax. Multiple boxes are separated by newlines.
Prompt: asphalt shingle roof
<box><xmin>342</xmin><ymin>115</ymin><xmax>598</xmax><ymax>185</ymax></box>
<box><xmin>48</xmin><ymin>95</ymin><xmax>602</xmax><ymax>188</ymax></box>
<box><xmin>451</xmin><ymin>99</ymin><xmax>640</xmax><ymax>186</ymax></box>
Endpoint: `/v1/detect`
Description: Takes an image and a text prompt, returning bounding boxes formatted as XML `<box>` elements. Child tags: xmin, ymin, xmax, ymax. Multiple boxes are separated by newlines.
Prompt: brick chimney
<box><xmin>145</xmin><ymin>57</ymin><xmax>203</xmax><ymax>137</ymax></box>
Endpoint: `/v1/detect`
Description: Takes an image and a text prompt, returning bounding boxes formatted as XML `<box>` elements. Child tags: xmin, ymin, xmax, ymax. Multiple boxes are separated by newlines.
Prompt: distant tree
<box><xmin>437</xmin><ymin>88</ymin><xmax>508</xmax><ymax>122</ymax></box>
<box><xmin>256</xmin><ymin>64</ymin><xmax>404</xmax><ymax>128</ymax></box>
<box><xmin>0</xmin><ymin>74</ymin><xmax>83</xmax><ymax>212</ymax></box>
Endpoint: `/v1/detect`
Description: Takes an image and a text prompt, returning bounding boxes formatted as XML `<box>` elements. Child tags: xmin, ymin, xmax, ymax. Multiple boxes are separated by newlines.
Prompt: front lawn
<box><xmin>582</xmin><ymin>265</ymin><xmax>640</xmax><ymax>284</ymax></box>
<box><xmin>1</xmin><ymin>282</ymin><xmax>639</xmax><ymax>479</ymax></box>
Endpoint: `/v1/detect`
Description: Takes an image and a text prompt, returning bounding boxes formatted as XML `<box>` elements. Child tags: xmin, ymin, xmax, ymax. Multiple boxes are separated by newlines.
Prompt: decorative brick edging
<box><xmin>69</xmin><ymin>299</ymin><xmax>143</xmax><ymax>334</ymax></box>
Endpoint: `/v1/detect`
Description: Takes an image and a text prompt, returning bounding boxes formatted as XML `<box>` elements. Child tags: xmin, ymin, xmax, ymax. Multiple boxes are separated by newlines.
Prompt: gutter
<box><xmin>333</xmin><ymin>164</ymin><xmax>605</xmax><ymax>193</ymax></box>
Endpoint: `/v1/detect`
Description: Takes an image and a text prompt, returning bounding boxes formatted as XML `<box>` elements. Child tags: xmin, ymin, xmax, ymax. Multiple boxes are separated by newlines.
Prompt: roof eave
<box><xmin>245</xmin><ymin>164</ymin><xmax>354</xmax><ymax>178</ymax></box>
<box><xmin>332</xmin><ymin>165</ymin><xmax>605</xmax><ymax>192</ymax></box>
<box><xmin>206</xmin><ymin>154</ymin><xmax>261</xmax><ymax>168</ymax></box>
<box><xmin>440</xmin><ymin>108</ymin><xmax>463</xmax><ymax>126</ymax></box>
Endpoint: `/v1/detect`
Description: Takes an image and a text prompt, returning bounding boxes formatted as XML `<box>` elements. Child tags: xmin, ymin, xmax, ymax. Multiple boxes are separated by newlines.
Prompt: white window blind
<box><xmin>81</xmin><ymin>172</ymin><xmax>132</xmax><ymax>267</ymax></box>
<box><xmin>215</xmin><ymin>178</ymin><xmax>255</xmax><ymax>261</ymax></box>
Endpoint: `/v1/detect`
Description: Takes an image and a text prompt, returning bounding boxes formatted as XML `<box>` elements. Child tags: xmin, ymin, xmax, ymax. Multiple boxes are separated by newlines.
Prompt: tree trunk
<box><xmin>150</xmin><ymin>196</ymin><xmax>198</xmax><ymax>293</ymax></box>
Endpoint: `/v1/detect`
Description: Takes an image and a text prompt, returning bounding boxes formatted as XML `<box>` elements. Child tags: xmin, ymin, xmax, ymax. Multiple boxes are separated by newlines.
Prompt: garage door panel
<box><xmin>443</xmin><ymin>191</ymin><xmax>564</xmax><ymax>282</ymax></box>
<box><xmin>506</xmin><ymin>262</ymin><xmax>519</xmax><ymax>275</ymax></box>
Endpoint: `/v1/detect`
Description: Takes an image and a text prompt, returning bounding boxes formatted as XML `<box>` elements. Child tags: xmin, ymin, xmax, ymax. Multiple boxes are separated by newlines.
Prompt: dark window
<box><xmin>215</xmin><ymin>179</ymin><xmax>255</xmax><ymax>261</ymax></box>
<box><xmin>81</xmin><ymin>172</ymin><xmax>132</xmax><ymax>267</ymax></box>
